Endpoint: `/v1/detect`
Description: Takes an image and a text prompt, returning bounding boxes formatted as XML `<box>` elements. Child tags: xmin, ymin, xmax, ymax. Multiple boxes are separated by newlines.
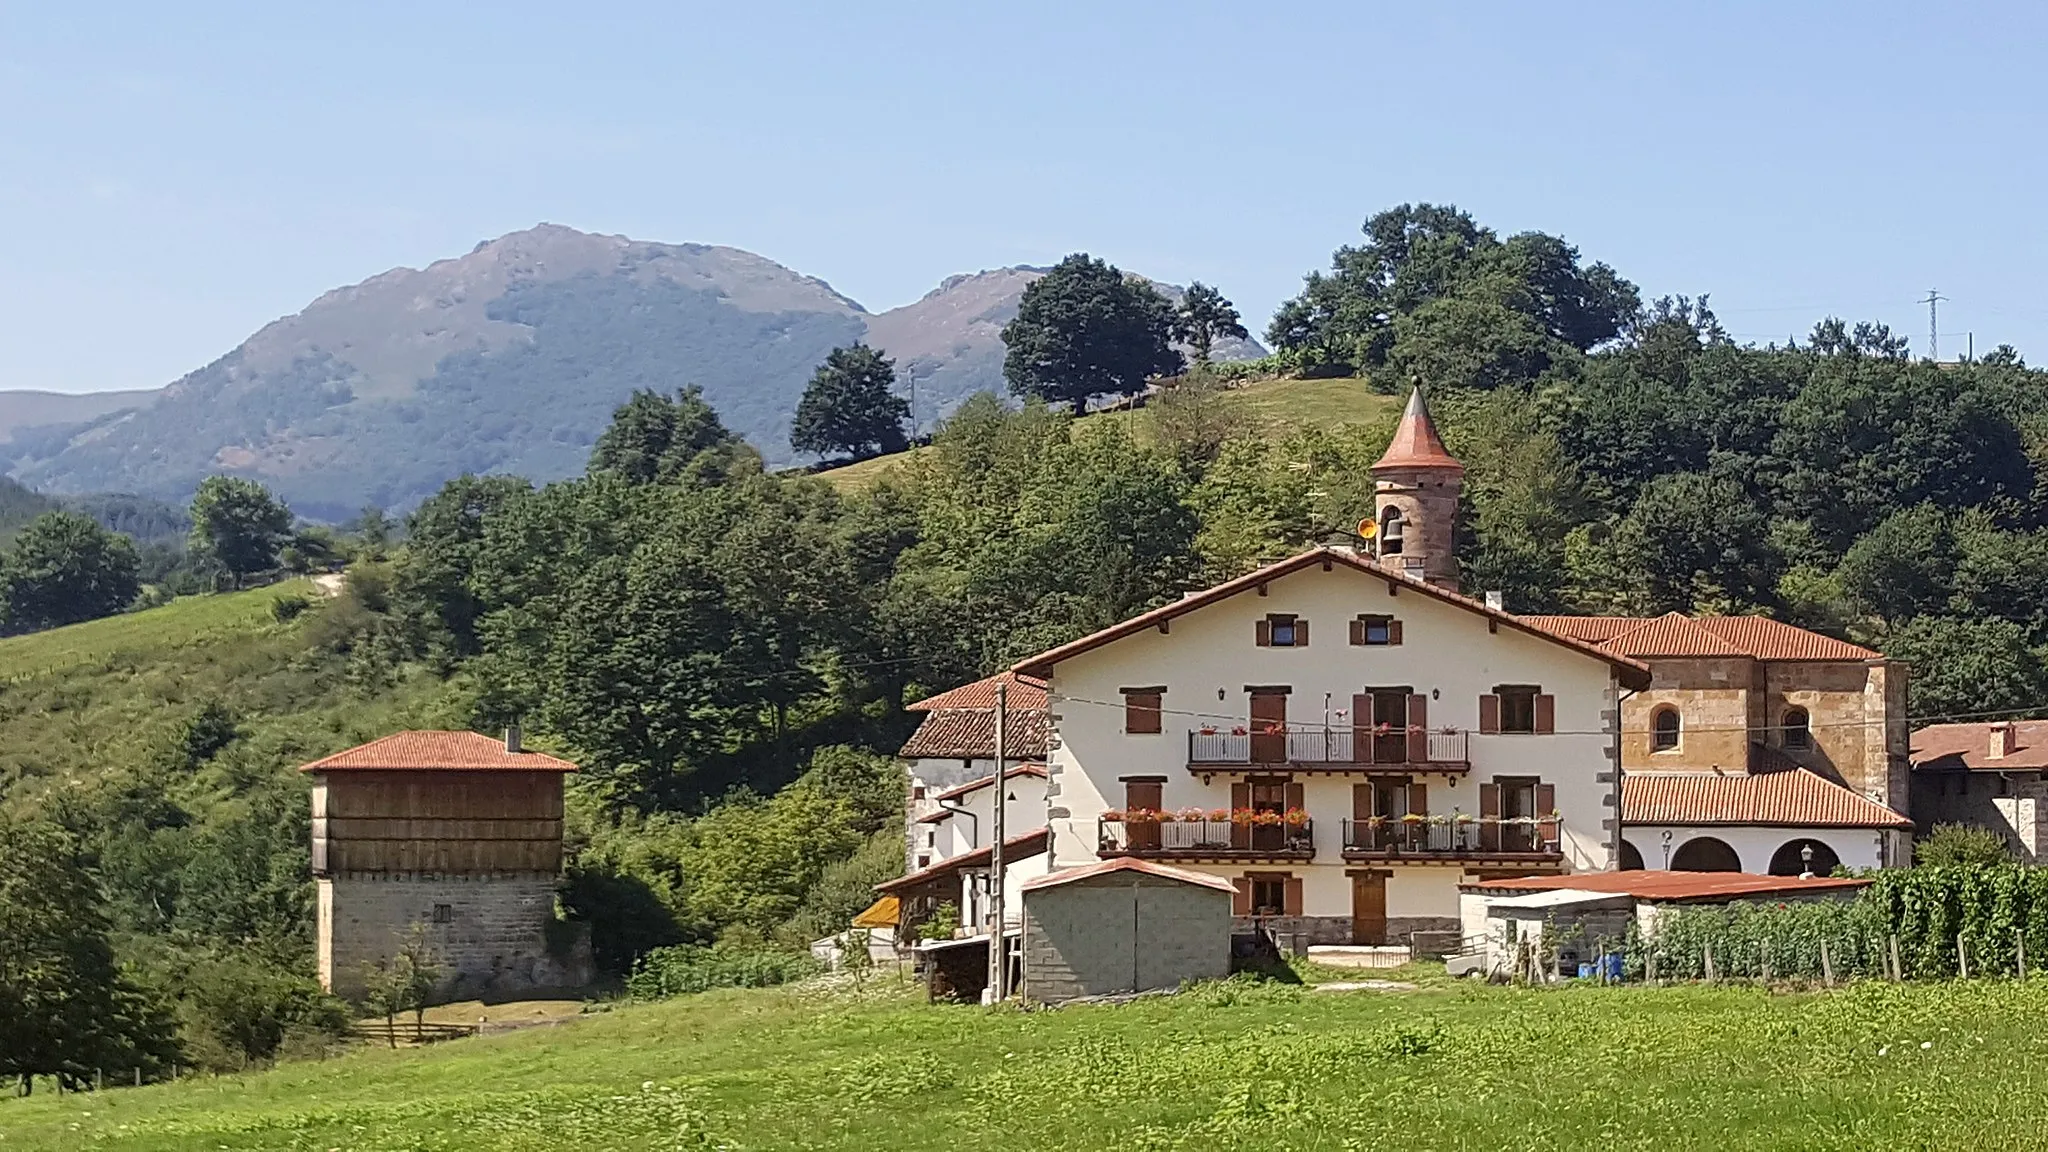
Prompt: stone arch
<box><xmin>1782</xmin><ymin>707</ymin><xmax>1811</xmax><ymax>749</ymax></box>
<box><xmin>1619</xmin><ymin>839</ymin><xmax>1645</xmax><ymax>871</ymax></box>
<box><xmin>1669</xmin><ymin>836</ymin><xmax>1741</xmax><ymax>872</ymax></box>
<box><xmin>1652</xmin><ymin>706</ymin><xmax>1681</xmax><ymax>752</ymax></box>
<box><xmin>1768</xmin><ymin>838</ymin><xmax>1840</xmax><ymax>877</ymax></box>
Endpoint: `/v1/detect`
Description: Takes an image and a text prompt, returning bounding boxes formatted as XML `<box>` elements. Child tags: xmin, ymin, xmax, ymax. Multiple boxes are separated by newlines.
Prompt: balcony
<box><xmin>1098</xmin><ymin>814</ymin><xmax>1315</xmax><ymax>863</ymax></box>
<box><xmin>1187</xmin><ymin>727</ymin><xmax>1469</xmax><ymax>775</ymax></box>
<box><xmin>1340</xmin><ymin>817</ymin><xmax>1563</xmax><ymax>863</ymax></box>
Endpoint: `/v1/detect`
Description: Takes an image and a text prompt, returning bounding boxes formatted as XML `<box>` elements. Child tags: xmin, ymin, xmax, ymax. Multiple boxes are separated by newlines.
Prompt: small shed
<box><xmin>1019</xmin><ymin>858</ymin><xmax>1233</xmax><ymax>1004</ymax></box>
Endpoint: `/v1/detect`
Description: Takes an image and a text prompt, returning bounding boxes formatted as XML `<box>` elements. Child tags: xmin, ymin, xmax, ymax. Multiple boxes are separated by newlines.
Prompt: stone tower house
<box><xmin>303</xmin><ymin>730</ymin><xmax>592</xmax><ymax>1001</ymax></box>
<box><xmin>1371</xmin><ymin>386</ymin><xmax>1464</xmax><ymax>592</ymax></box>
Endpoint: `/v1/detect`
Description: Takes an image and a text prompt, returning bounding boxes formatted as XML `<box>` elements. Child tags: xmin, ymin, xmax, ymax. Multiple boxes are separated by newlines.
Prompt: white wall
<box><xmin>1623</xmin><ymin>824</ymin><xmax>1886</xmax><ymax>873</ymax></box>
<box><xmin>928</xmin><ymin>774</ymin><xmax>1048</xmax><ymax>862</ymax></box>
<box><xmin>1041</xmin><ymin>561</ymin><xmax>1622</xmax><ymax>922</ymax></box>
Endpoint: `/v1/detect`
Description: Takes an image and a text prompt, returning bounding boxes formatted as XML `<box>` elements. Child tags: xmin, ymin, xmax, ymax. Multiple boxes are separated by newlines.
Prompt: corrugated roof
<box><xmin>1371</xmin><ymin>386</ymin><xmax>1464</xmax><ymax>474</ymax></box>
<box><xmin>898</xmin><ymin>709</ymin><xmax>1049</xmax><ymax>760</ymax></box>
<box><xmin>1519</xmin><ymin>613</ymin><xmax>1879</xmax><ymax>662</ymax></box>
<box><xmin>1623</xmin><ymin>767</ymin><xmax>1909</xmax><ymax>828</ymax></box>
<box><xmin>874</xmin><ymin>830</ymin><xmax>1050</xmax><ymax>893</ymax></box>
<box><xmin>1011</xmin><ymin>547</ymin><xmax>1651</xmax><ymax>689</ymax></box>
<box><xmin>1912</xmin><ymin>720</ymin><xmax>2048</xmax><ymax>771</ymax></box>
<box><xmin>1021</xmin><ymin>857</ymin><xmax>1237</xmax><ymax>894</ymax></box>
<box><xmin>907</xmin><ymin>671</ymin><xmax>1049</xmax><ymax>712</ymax></box>
<box><xmin>1462</xmin><ymin>871</ymin><xmax>1871</xmax><ymax>901</ymax></box>
<box><xmin>298</xmin><ymin>731</ymin><xmax>577</xmax><ymax>773</ymax></box>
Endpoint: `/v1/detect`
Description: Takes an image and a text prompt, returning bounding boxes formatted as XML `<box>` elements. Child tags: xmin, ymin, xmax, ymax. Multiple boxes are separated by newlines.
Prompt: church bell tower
<box><xmin>1369</xmin><ymin>385</ymin><xmax>1464</xmax><ymax>592</ymax></box>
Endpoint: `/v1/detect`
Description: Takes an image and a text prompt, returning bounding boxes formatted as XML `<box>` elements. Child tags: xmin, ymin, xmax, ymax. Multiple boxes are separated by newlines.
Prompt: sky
<box><xmin>3</xmin><ymin>1</ymin><xmax>2044</xmax><ymax>394</ymax></box>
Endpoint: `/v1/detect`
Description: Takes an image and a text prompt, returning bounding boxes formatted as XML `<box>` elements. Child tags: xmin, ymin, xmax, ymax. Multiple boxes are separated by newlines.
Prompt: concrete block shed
<box><xmin>1019</xmin><ymin>858</ymin><xmax>1234</xmax><ymax>1004</ymax></box>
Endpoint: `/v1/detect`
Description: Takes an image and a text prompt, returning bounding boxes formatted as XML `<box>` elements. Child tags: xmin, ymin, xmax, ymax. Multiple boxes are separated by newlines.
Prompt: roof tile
<box><xmin>1021</xmin><ymin>857</ymin><xmax>1237</xmax><ymax>894</ymax></box>
<box><xmin>298</xmin><ymin>731</ymin><xmax>577</xmax><ymax>773</ymax></box>
<box><xmin>1623</xmin><ymin>765</ymin><xmax>1908</xmax><ymax>828</ymax></box>
<box><xmin>907</xmin><ymin>671</ymin><xmax>1049</xmax><ymax>712</ymax></box>
<box><xmin>1519</xmin><ymin>613</ymin><xmax>1878</xmax><ymax>662</ymax></box>
<box><xmin>1463</xmin><ymin>871</ymin><xmax>1871</xmax><ymax>901</ymax></box>
<box><xmin>898</xmin><ymin>709</ymin><xmax>1050</xmax><ymax>760</ymax></box>
<box><xmin>1912</xmin><ymin>720</ymin><xmax>2048</xmax><ymax>771</ymax></box>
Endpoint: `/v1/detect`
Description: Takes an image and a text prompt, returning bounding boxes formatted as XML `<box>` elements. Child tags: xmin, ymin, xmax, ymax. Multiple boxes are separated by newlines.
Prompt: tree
<box><xmin>789</xmin><ymin>344</ymin><xmax>910</xmax><ymax>461</ymax></box>
<box><xmin>0</xmin><ymin>511</ymin><xmax>141</xmax><ymax>634</ymax></box>
<box><xmin>396</xmin><ymin>473</ymin><xmax>534</xmax><ymax>658</ymax></box>
<box><xmin>188</xmin><ymin>477</ymin><xmax>293</xmax><ymax>585</ymax></box>
<box><xmin>1170</xmin><ymin>282</ymin><xmax>1248</xmax><ymax>366</ymax></box>
<box><xmin>589</xmin><ymin>387</ymin><xmax>756</xmax><ymax>487</ymax></box>
<box><xmin>1001</xmin><ymin>254</ymin><xmax>1182</xmax><ymax>409</ymax></box>
<box><xmin>1883</xmin><ymin>615</ymin><xmax>2048</xmax><ymax>721</ymax></box>
<box><xmin>1915</xmin><ymin>823</ymin><xmax>2014</xmax><ymax>867</ymax></box>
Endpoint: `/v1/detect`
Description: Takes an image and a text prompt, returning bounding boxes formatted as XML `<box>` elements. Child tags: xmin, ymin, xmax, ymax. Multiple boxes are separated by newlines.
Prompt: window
<box><xmin>1497</xmin><ymin>686</ymin><xmax>1540</xmax><ymax>734</ymax></box>
<box><xmin>1249</xmin><ymin>875</ymin><xmax>1287</xmax><ymax>916</ymax></box>
<box><xmin>1122</xmin><ymin>688</ymin><xmax>1164</xmax><ymax>734</ymax></box>
<box><xmin>432</xmin><ymin>903</ymin><xmax>454</xmax><ymax>924</ymax></box>
<box><xmin>1351</xmin><ymin>614</ymin><xmax>1399</xmax><ymax>646</ymax></box>
<box><xmin>1257</xmin><ymin>613</ymin><xmax>1307</xmax><ymax>647</ymax></box>
<box><xmin>1783</xmin><ymin>707</ymin><xmax>1811</xmax><ymax>749</ymax></box>
<box><xmin>1652</xmin><ymin>707</ymin><xmax>1681</xmax><ymax>751</ymax></box>
<box><xmin>1379</xmin><ymin>506</ymin><xmax>1404</xmax><ymax>556</ymax></box>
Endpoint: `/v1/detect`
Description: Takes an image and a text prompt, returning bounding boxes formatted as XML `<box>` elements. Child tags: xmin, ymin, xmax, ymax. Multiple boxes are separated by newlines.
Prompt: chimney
<box><xmin>504</xmin><ymin>723</ymin><xmax>523</xmax><ymax>754</ymax></box>
<box><xmin>1989</xmin><ymin>722</ymin><xmax>2017</xmax><ymax>760</ymax></box>
<box><xmin>1485</xmin><ymin>590</ymin><xmax>1506</xmax><ymax>612</ymax></box>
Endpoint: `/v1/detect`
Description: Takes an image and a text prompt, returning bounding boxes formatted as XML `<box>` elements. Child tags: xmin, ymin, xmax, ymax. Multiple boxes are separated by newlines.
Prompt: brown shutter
<box><xmin>1284</xmin><ymin>780</ymin><xmax>1305</xmax><ymax>813</ymax></box>
<box><xmin>1352</xmin><ymin>782</ymin><xmax>1371</xmax><ymax>820</ymax></box>
<box><xmin>1350</xmin><ymin>618</ymin><xmax>1365</xmax><ymax>646</ymax></box>
<box><xmin>1126</xmin><ymin>780</ymin><xmax>1162</xmax><ymax>850</ymax></box>
<box><xmin>1255</xmin><ymin>619</ymin><xmax>1271</xmax><ymax>647</ymax></box>
<box><xmin>1295</xmin><ymin>619</ymin><xmax>1308</xmax><ymax>647</ymax></box>
<box><xmin>1479</xmin><ymin>694</ymin><xmax>1501</xmax><ymax>734</ymax></box>
<box><xmin>1409</xmin><ymin>781</ymin><xmax>1428</xmax><ymax>817</ymax></box>
<box><xmin>1406</xmin><ymin>693</ymin><xmax>1429</xmax><ymax>763</ymax></box>
<box><xmin>1351</xmin><ymin>694</ymin><xmax>1372</xmax><ymax>763</ymax></box>
<box><xmin>1283</xmin><ymin>874</ymin><xmax>1304</xmax><ymax>917</ymax></box>
<box><xmin>1388</xmin><ymin>618</ymin><xmax>1403</xmax><ymax>645</ymax></box>
<box><xmin>1230</xmin><ymin>781</ymin><xmax>1250</xmax><ymax>850</ymax></box>
<box><xmin>1479</xmin><ymin>781</ymin><xmax>1501</xmax><ymax>852</ymax></box>
<box><xmin>1232</xmin><ymin>876</ymin><xmax>1251</xmax><ymax>916</ymax></box>
<box><xmin>1534</xmin><ymin>694</ymin><xmax>1556</xmax><ymax>734</ymax></box>
<box><xmin>1124</xmin><ymin>691</ymin><xmax>1162</xmax><ymax>735</ymax></box>
<box><xmin>1535</xmin><ymin>782</ymin><xmax>1558</xmax><ymax>852</ymax></box>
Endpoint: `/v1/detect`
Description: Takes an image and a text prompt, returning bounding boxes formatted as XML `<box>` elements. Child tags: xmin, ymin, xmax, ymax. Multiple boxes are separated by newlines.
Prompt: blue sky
<box><xmin>3</xmin><ymin>1</ymin><xmax>2042</xmax><ymax>394</ymax></box>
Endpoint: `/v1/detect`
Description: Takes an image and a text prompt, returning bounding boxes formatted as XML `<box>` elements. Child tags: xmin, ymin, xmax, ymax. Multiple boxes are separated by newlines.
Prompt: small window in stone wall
<box><xmin>432</xmin><ymin>903</ymin><xmax>454</xmax><ymax>924</ymax></box>
<box><xmin>1783</xmin><ymin>707</ymin><xmax>1811</xmax><ymax>749</ymax></box>
<box><xmin>1652</xmin><ymin>707</ymin><xmax>1681</xmax><ymax>751</ymax></box>
<box><xmin>1249</xmin><ymin>875</ymin><xmax>1287</xmax><ymax>916</ymax></box>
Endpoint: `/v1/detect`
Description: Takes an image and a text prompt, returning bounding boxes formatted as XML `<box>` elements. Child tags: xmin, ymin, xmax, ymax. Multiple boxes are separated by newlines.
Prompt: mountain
<box><xmin>5</xmin><ymin>226</ymin><xmax>1261</xmax><ymax>519</ymax></box>
<box><xmin>0</xmin><ymin>388</ymin><xmax>161</xmax><ymax>445</ymax></box>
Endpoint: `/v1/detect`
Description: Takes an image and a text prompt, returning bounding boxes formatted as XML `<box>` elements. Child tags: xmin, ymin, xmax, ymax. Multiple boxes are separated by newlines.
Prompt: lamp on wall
<box><xmin>1800</xmin><ymin>842</ymin><xmax>1815</xmax><ymax>879</ymax></box>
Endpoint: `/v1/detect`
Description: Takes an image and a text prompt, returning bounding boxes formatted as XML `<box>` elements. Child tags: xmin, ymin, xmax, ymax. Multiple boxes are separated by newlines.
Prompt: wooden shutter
<box><xmin>1283</xmin><ymin>780</ymin><xmax>1305</xmax><ymax>813</ymax></box>
<box><xmin>1535</xmin><ymin>782</ymin><xmax>1558</xmax><ymax>851</ymax></box>
<box><xmin>1351</xmin><ymin>693</ymin><xmax>1372</xmax><ymax>763</ymax></box>
<box><xmin>1479</xmin><ymin>781</ymin><xmax>1501</xmax><ymax>852</ymax></box>
<box><xmin>1409</xmin><ymin>781</ymin><xmax>1428</xmax><ymax>817</ymax></box>
<box><xmin>1232</xmin><ymin>876</ymin><xmax>1250</xmax><ymax>916</ymax></box>
<box><xmin>1230</xmin><ymin>781</ymin><xmax>1250</xmax><ymax>850</ymax></box>
<box><xmin>1124</xmin><ymin>691</ymin><xmax>1162</xmax><ymax>735</ymax></box>
<box><xmin>1295</xmin><ymin>619</ymin><xmax>1309</xmax><ymax>647</ymax></box>
<box><xmin>1349</xmin><ymin>618</ymin><xmax>1365</xmax><ymax>645</ymax></box>
<box><xmin>1534</xmin><ymin>694</ymin><xmax>1556</xmax><ymax>734</ymax></box>
<box><xmin>1388</xmin><ymin>619</ymin><xmax>1403</xmax><ymax>645</ymax></box>
<box><xmin>1406</xmin><ymin>693</ymin><xmax>1429</xmax><ymax>762</ymax></box>
<box><xmin>1283</xmin><ymin>874</ymin><xmax>1304</xmax><ymax>917</ymax></box>
<box><xmin>1352</xmin><ymin>783</ymin><xmax>1371</xmax><ymax>820</ymax></box>
<box><xmin>1479</xmin><ymin>694</ymin><xmax>1501</xmax><ymax>734</ymax></box>
<box><xmin>1255</xmin><ymin>619</ymin><xmax>1272</xmax><ymax>647</ymax></box>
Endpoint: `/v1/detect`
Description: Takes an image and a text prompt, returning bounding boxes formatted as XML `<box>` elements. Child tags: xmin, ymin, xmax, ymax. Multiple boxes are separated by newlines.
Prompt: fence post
<box><xmin>1762</xmin><ymin>939</ymin><xmax>1773</xmax><ymax>984</ymax></box>
<box><xmin>1889</xmin><ymin>935</ymin><xmax>1903</xmax><ymax>982</ymax></box>
<box><xmin>134</xmin><ymin>1067</ymin><xmax>141</xmax><ymax>1087</ymax></box>
<box><xmin>1704</xmin><ymin>941</ymin><xmax>1716</xmax><ymax>983</ymax></box>
<box><xmin>95</xmin><ymin>1069</ymin><xmax>103</xmax><ymax>1092</ymax></box>
<box><xmin>2019</xmin><ymin>931</ymin><xmax>2028</xmax><ymax>981</ymax></box>
<box><xmin>1820</xmin><ymin>937</ymin><xmax>1834</xmax><ymax>988</ymax></box>
<box><xmin>1958</xmin><ymin>936</ymin><xmax>1971</xmax><ymax>980</ymax></box>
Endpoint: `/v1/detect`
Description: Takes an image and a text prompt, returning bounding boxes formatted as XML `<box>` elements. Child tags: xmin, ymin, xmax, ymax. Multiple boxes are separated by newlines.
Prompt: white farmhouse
<box><xmin>1010</xmin><ymin>391</ymin><xmax>1653</xmax><ymax>948</ymax></box>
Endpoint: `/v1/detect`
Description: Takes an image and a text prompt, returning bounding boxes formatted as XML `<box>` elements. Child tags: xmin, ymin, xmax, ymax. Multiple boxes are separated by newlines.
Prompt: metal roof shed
<box><xmin>1019</xmin><ymin>859</ymin><xmax>1234</xmax><ymax>1005</ymax></box>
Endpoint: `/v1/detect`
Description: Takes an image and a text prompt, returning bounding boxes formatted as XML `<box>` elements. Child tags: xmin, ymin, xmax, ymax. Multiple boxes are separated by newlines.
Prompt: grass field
<box><xmin>819</xmin><ymin>375</ymin><xmax>1401</xmax><ymax>489</ymax></box>
<box><xmin>5</xmin><ymin>972</ymin><xmax>2045</xmax><ymax>1150</ymax></box>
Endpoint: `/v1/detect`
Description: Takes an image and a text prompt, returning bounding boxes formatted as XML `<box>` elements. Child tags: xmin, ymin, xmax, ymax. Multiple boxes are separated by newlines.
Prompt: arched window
<box><xmin>1768</xmin><ymin>838</ymin><xmax>1840</xmax><ymax>876</ymax></box>
<box><xmin>1619</xmin><ymin>840</ymin><xmax>1645</xmax><ymax>871</ymax></box>
<box><xmin>1378</xmin><ymin>506</ymin><xmax>1404</xmax><ymax>556</ymax></box>
<box><xmin>1652</xmin><ymin>707</ymin><xmax>1681</xmax><ymax>752</ymax></box>
<box><xmin>1782</xmin><ymin>707</ymin><xmax>1811</xmax><ymax>749</ymax></box>
<box><xmin>1670</xmin><ymin>836</ymin><xmax>1741</xmax><ymax>872</ymax></box>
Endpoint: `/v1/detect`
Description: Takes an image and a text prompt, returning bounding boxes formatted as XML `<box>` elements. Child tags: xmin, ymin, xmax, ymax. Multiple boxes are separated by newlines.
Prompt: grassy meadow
<box><xmin>4</xmin><ymin>972</ymin><xmax>2044</xmax><ymax>1150</ymax></box>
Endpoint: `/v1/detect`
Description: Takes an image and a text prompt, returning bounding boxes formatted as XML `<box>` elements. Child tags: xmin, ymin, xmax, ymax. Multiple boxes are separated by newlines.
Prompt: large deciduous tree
<box><xmin>0</xmin><ymin>511</ymin><xmax>141</xmax><ymax>634</ymax></box>
<box><xmin>1001</xmin><ymin>254</ymin><xmax>1182</xmax><ymax>409</ymax></box>
<box><xmin>590</xmin><ymin>386</ymin><xmax>756</xmax><ymax>487</ymax></box>
<box><xmin>188</xmin><ymin>476</ymin><xmax>293</xmax><ymax>585</ymax></box>
<box><xmin>1170</xmin><ymin>282</ymin><xmax>1248</xmax><ymax>366</ymax></box>
<box><xmin>789</xmin><ymin>344</ymin><xmax>910</xmax><ymax>461</ymax></box>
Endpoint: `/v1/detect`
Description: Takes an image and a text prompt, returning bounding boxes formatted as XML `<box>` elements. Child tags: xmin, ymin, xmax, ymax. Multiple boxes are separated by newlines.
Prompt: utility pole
<box><xmin>1922</xmin><ymin>289</ymin><xmax>1947</xmax><ymax>362</ymax></box>
<box><xmin>987</xmin><ymin>679</ymin><xmax>1008</xmax><ymax>1001</ymax></box>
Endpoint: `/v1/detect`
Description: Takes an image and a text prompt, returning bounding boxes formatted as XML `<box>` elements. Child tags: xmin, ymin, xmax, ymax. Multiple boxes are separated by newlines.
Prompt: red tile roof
<box><xmin>1520</xmin><ymin>612</ymin><xmax>1879</xmax><ymax>662</ymax></box>
<box><xmin>1011</xmin><ymin>547</ymin><xmax>1651</xmax><ymax>689</ymax></box>
<box><xmin>874</xmin><ymin>829</ymin><xmax>1050</xmax><ymax>893</ymax></box>
<box><xmin>898</xmin><ymin>709</ymin><xmax>1049</xmax><ymax>760</ymax></box>
<box><xmin>1021</xmin><ymin>857</ymin><xmax>1237</xmax><ymax>894</ymax></box>
<box><xmin>1371</xmin><ymin>387</ymin><xmax>1464</xmax><ymax>474</ymax></box>
<box><xmin>907</xmin><ymin>672</ymin><xmax>1049</xmax><ymax>712</ymax></box>
<box><xmin>1462</xmin><ymin>870</ymin><xmax>1870</xmax><ymax>901</ymax></box>
<box><xmin>1623</xmin><ymin>768</ymin><xmax>1908</xmax><ymax>828</ymax></box>
<box><xmin>1912</xmin><ymin>721</ymin><xmax>2048</xmax><ymax>771</ymax></box>
<box><xmin>298</xmin><ymin>731</ymin><xmax>577</xmax><ymax>773</ymax></box>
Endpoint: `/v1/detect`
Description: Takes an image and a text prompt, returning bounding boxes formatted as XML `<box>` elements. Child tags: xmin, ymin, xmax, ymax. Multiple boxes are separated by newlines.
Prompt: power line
<box><xmin>1922</xmin><ymin>288</ymin><xmax>1948</xmax><ymax>361</ymax></box>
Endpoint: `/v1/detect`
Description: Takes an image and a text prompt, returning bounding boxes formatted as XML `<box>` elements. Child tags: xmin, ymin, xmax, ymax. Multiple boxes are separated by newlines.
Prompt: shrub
<box><xmin>1917</xmin><ymin>823</ymin><xmax>2014</xmax><ymax>867</ymax></box>
<box><xmin>270</xmin><ymin>594</ymin><xmax>311</xmax><ymax>622</ymax></box>
<box><xmin>625</xmin><ymin>943</ymin><xmax>823</xmax><ymax>1000</ymax></box>
<box><xmin>918</xmin><ymin>901</ymin><xmax>960</xmax><ymax>942</ymax></box>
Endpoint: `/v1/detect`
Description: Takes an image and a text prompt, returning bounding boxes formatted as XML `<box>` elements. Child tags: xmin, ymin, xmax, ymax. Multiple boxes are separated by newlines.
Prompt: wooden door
<box><xmin>1351</xmin><ymin>872</ymin><xmax>1388</xmax><ymax>945</ymax></box>
<box><xmin>1371</xmin><ymin>689</ymin><xmax>1408</xmax><ymax>764</ymax></box>
<box><xmin>1250</xmin><ymin>692</ymin><xmax>1288</xmax><ymax>763</ymax></box>
<box><xmin>1125</xmin><ymin>780</ymin><xmax>1162</xmax><ymax>851</ymax></box>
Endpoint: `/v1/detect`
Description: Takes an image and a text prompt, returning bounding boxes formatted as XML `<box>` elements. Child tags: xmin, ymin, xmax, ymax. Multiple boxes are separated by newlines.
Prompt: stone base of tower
<box><xmin>317</xmin><ymin>874</ymin><xmax>593</xmax><ymax>1003</ymax></box>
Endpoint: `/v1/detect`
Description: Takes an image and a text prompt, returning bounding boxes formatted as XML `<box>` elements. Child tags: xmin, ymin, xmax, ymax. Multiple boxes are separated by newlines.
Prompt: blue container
<box><xmin>1576</xmin><ymin>962</ymin><xmax>1596</xmax><ymax>979</ymax></box>
<box><xmin>1602</xmin><ymin>953</ymin><xmax>1625</xmax><ymax>981</ymax></box>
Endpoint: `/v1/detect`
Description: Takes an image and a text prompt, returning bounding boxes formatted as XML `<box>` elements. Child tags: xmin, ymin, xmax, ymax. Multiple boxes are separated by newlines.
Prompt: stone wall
<box><xmin>318</xmin><ymin>873</ymin><xmax>591</xmax><ymax>1002</ymax></box>
<box><xmin>1020</xmin><ymin>877</ymin><xmax>1230</xmax><ymax>1004</ymax></box>
<box><xmin>1912</xmin><ymin>771</ymin><xmax>2048</xmax><ymax>862</ymax></box>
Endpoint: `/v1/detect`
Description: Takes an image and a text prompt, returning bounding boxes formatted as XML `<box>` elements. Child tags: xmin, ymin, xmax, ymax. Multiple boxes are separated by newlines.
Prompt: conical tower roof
<box><xmin>1371</xmin><ymin>385</ymin><xmax>1463</xmax><ymax>474</ymax></box>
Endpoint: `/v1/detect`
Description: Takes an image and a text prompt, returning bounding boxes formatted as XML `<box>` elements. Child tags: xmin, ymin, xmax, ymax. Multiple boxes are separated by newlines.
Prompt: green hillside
<box><xmin>819</xmin><ymin>374</ymin><xmax>1401</xmax><ymax>489</ymax></box>
<box><xmin>1</xmin><ymin>974</ymin><xmax>2041</xmax><ymax>1150</ymax></box>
